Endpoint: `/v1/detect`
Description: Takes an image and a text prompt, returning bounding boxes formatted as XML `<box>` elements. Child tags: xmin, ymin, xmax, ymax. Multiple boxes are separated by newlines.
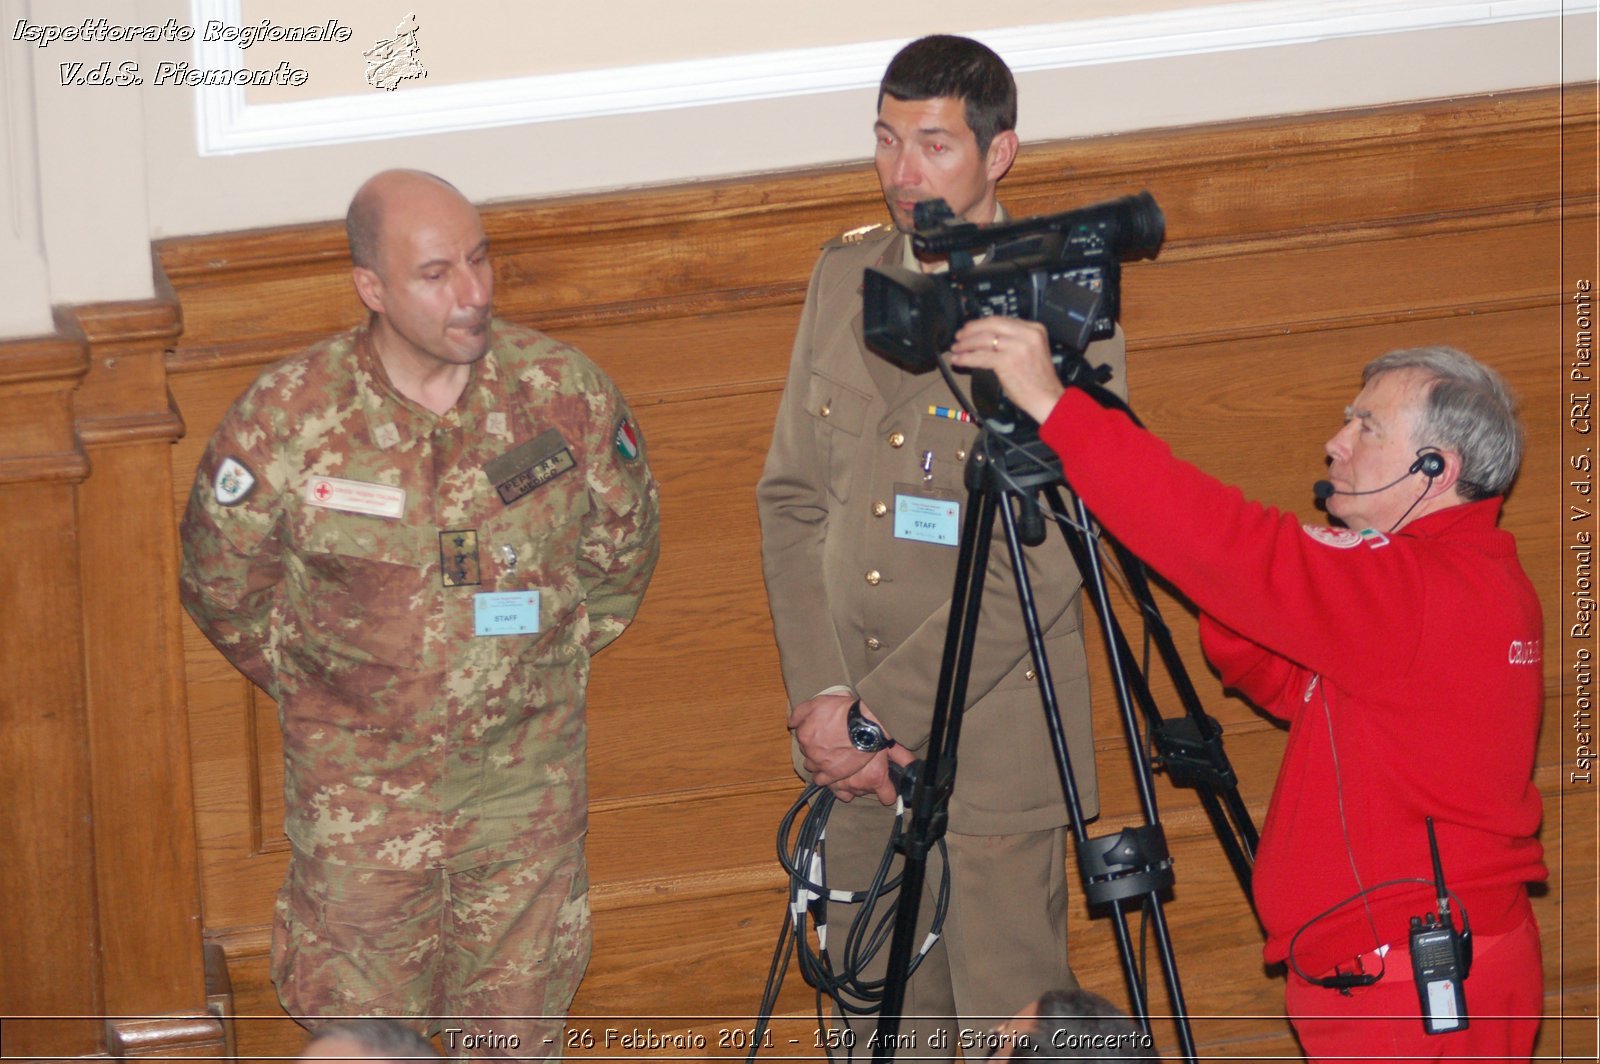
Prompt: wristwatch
<box><xmin>846</xmin><ymin>699</ymin><xmax>897</xmax><ymax>753</ymax></box>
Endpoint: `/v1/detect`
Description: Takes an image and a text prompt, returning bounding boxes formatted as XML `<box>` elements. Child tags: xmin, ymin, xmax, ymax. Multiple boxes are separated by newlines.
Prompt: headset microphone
<box><xmin>1314</xmin><ymin>450</ymin><xmax>1445</xmax><ymax>501</ymax></box>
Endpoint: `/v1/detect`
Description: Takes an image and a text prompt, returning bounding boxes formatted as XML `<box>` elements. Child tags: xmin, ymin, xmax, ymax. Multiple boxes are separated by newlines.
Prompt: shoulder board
<box><xmin>822</xmin><ymin>223</ymin><xmax>891</xmax><ymax>250</ymax></box>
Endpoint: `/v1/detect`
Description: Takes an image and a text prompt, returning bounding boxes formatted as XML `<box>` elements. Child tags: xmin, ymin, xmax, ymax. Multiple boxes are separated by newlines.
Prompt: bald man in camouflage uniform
<box><xmin>181</xmin><ymin>170</ymin><xmax>659</xmax><ymax>1057</ymax></box>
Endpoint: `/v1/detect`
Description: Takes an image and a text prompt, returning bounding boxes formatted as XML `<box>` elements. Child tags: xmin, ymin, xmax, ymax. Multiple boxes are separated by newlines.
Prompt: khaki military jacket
<box><xmin>758</xmin><ymin>223</ymin><xmax>1126</xmax><ymax>833</ymax></box>
<box><xmin>180</xmin><ymin>320</ymin><xmax>660</xmax><ymax>870</ymax></box>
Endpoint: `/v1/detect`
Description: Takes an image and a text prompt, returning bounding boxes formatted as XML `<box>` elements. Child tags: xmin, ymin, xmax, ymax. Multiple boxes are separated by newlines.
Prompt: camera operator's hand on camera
<box><xmin>789</xmin><ymin>692</ymin><xmax>913</xmax><ymax>805</ymax></box>
<box><xmin>949</xmin><ymin>318</ymin><xmax>1064</xmax><ymax>424</ymax></box>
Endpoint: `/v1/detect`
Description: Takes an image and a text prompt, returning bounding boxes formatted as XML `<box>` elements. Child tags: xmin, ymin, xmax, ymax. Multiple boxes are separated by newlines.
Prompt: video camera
<box><xmin>862</xmin><ymin>192</ymin><xmax>1164</xmax><ymax>429</ymax></box>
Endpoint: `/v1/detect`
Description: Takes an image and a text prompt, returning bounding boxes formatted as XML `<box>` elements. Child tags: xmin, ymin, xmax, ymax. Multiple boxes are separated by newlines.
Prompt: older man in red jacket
<box><xmin>951</xmin><ymin>327</ymin><xmax>1545</xmax><ymax>1062</ymax></box>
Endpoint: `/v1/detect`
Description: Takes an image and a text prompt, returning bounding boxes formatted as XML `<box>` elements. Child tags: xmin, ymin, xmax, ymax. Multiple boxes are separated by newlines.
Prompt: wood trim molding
<box><xmin>0</xmin><ymin>332</ymin><xmax>89</xmax><ymax>486</ymax></box>
<box><xmin>103</xmin><ymin>1014</ymin><xmax>227</xmax><ymax>1059</ymax></box>
<box><xmin>0</xmin><ymin>332</ymin><xmax>89</xmax><ymax>386</ymax></box>
<box><xmin>59</xmin><ymin>294</ymin><xmax>186</xmax><ymax>448</ymax></box>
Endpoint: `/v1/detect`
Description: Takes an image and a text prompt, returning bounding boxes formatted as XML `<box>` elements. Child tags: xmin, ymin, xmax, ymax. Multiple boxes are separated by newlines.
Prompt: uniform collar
<box><xmin>354</xmin><ymin>318</ymin><xmax>510</xmax><ymax>448</ymax></box>
<box><xmin>1378</xmin><ymin>495</ymin><xmax>1504</xmax><ymax>538</ymax></box>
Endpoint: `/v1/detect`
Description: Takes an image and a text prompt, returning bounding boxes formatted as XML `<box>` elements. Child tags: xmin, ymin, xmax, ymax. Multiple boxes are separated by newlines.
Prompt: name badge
<box><xmin>483</xmin><ymin>429</ymin><xmax>576</xmax><ymax>506</ymax></box>
<box><xmin>304</xmin><ymin>476</ymin><xmax>407</xmax><ymax>519</ymax></box>
<box><xmin>893</xmin><ymin>493</ymin><xmax>960</xmax><ymax>546</ymax></box>
<box><xmin>474</xmin><ymin>591</ymin><xmax>541</xmax><ymax>637</ymax></box>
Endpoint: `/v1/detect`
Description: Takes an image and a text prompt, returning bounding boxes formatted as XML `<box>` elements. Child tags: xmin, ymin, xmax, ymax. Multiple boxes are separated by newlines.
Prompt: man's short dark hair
<box><xmin>302</xmin><ymin>1017</ymin><xmax>440</xmax><ymax>1059</ymax></box>
<box><xmin>878</xmin><ymin>34</ymin><xmax>1017</xmax><ymax>155</ymax></box>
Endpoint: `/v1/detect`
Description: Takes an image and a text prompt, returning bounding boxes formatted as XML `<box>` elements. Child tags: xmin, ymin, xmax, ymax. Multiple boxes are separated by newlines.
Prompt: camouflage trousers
<box><xmin>273</xmin><ymin>837</ymin><xmax>591</xmax><ymax>1060</ymax></box>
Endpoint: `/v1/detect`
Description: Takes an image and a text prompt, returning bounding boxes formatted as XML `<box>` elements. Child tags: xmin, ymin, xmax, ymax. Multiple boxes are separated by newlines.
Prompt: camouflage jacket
<box><xmin>180</xmin><ymin>320</ymin><xmax>660</xmax><ymax>870</ymax></box>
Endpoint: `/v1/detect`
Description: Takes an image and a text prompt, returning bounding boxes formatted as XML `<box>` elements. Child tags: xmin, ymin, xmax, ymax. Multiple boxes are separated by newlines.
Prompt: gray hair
<box><xmin>1016</xmin><ymin>987</ymin><xmax>1146</xmax><ymax>1059</ymax></box>
<box><xmin>303</xmin><ymin>1018</ymin><xmax>440</xmax><ymax>1059</ymax></box>
<box><xmin>1363</xmin><ymin>345</ymin><xmax>1522</xmax><ymax>500</ymax></box>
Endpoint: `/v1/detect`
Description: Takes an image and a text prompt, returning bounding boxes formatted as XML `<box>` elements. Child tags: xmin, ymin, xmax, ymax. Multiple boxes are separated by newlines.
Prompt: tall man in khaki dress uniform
<box><xmin>181</xmin><ymin>171</ymin><xmax>660</xmax><ymax>1057</ymax></box>
<box><xmin>757</xmin><ymin>35</ymin><xmax>1125</xmax><ymax>1050</ymax></box>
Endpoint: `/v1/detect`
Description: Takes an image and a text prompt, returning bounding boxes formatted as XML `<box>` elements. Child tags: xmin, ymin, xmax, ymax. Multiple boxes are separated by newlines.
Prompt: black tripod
<box><xmin>870</xmin><ymin>384</ymin><xmax>1258</xmax><ymax>1063</ymax></box>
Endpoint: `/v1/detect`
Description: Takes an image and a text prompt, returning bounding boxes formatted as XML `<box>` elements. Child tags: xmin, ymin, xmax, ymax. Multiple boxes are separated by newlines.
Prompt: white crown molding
<box><xmin>192</xmin><ymin>0</ymin><xmax>1598</xmax><ymax>157</ymax></box>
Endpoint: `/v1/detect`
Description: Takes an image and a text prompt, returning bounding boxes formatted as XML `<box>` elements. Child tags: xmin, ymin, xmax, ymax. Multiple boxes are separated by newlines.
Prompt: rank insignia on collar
<box><xmin>615</xmin><ymin>417</ymin><xmax>641</xmax><ymax>461</ymax></box>
<box><xmin>213</xmin><ymin>457</ymin><xmax>256</xmax><ymax>506</ymax></box>
<box><xmin>824</xmin><ymin>223</ymin><xmax>889</xmax><ymax>250</ymax></box>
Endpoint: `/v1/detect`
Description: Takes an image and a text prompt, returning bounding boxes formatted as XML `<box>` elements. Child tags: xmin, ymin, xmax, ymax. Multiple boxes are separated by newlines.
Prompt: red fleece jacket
<box><xmin>1040</xmin><ymin>388</ymin><xmax>1545</xmax><ymax>971</ymax></box>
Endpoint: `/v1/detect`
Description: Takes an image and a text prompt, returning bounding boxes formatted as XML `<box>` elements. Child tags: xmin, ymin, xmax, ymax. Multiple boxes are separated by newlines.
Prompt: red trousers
<box><xmin>1285</xmin><ymin>906</ymin><xmax>1542</xmax><ymax>1062</ymax></box>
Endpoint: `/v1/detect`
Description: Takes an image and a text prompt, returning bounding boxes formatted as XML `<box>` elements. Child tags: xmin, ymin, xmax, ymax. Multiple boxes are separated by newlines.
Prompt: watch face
<box><xmin>847</xmin><ymin>699</ymin><xmax>894</xmax><ymax>752</ymax></box>
<box><xmin>850</xmin><ymin>721</ymin><xmax>885</xmax><ymax>751</ymax></box>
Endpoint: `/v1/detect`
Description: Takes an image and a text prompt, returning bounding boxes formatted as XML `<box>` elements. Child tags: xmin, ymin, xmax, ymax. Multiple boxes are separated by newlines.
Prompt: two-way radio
<box><xmin>1409</xmin><ymin>816</ymin><xmax>1473</xmax><ymax>1034</ymax></box>
<box><xmin>1287</xmin><ymin>813</ymin><xmax>1474</xmax><ymax>1036</ymax></box>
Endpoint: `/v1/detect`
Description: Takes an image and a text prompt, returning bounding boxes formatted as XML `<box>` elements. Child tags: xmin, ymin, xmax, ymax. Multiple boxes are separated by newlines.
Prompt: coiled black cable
<box><xmin>749</xmin><ymin>779</ymin><xmax>951</xmax><ymax>1063</ymax></box>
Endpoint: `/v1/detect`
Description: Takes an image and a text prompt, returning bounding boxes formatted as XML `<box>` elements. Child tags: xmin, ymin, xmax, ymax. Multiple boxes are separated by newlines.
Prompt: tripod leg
<box><xmin>993</xmin><ymin>491</ymin><xmax>1094</xmax><ymax>844</ymax></box>
<box><xmin>1092</xmin><ymin>510</ymin><xmax>1261</xmax><ymax>895</ymax></box>
<box><xmin>1022</xmin><ymin>487</ymin><xmax>1200</xmax><ymax>1062</ymax></box>
<box><xmin>997</xmin><ymin>493</ymin><xmax>1172</xmax><ymax>1044</ymax></box>
<box><xmin>872</xmin><ymin>483</ymin><xmax>997</xmax><ymax>1063</ymax></box>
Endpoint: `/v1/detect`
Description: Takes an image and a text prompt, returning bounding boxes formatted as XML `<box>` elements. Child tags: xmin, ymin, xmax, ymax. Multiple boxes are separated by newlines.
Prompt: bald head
<box><xmin>345</xmin><ymin>169</ymin><xmax>470</xmax><ymax>274</ymax></box>
<box><xmin>344</xmin><ymin>169</ymin><xmax>494</xmax><ymax>377</ymax></box>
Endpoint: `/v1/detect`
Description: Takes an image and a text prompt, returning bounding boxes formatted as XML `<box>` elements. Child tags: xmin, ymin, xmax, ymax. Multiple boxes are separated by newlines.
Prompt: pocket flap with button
<box><xmin>806</xmin><ymin>372</ymin><xmax>872</xmax><ymax>503</ymax></box>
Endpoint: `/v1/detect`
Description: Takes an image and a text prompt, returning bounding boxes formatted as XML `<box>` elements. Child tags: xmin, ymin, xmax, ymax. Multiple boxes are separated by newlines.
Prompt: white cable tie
<box><xmin>817</xmin><ymin>924</ymin><xmax>828</xmax><ymax>951</ymax></box>
<box><xmin>917</xmin><ymin>931</ymin><xmax>940</xmax><ymax>957</ymax></box>
<box><xmin>828</xmin><ymin>889</ymin><xmax>856</xmax><ymax>903</ymax></box>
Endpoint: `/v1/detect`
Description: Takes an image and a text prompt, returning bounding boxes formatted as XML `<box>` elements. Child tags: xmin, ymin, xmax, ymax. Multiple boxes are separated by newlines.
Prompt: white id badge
<box><xmin>893</xmin><ymin>490</ymin><xmax>961</xmax><ymax>546</ymax></box>
<box><xmin>474</xmin><ymin>591</ymin><xmax>540</xmax><ymax>636</ymax></box>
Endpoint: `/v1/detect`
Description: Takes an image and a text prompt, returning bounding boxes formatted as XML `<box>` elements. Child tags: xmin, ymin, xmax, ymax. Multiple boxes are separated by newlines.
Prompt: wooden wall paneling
<box><xmin>584</xmin><ymin>389</ymin><xmax>791</xmax><ymax>797</ymax></box>
<box><xmin>154</xmin><ymin>90</ymin><xmax>1580</xmax><ymax>369</ymax></box>
<box><xmin>1545</xmin><ymin>777</ymin><xmax>1600</xmax><ymax>1060</ymax></box>
<box><xmin>62</xmin><ymin>296</ymin><xmax>227</xmax><ymax>1057</ymax></box>
<box><xmin>0</xmin><ymin>334</ymin><xmax>102</xmax><ymax>1058</ymax></box>
<box><xmin>145</xmin><ymin>85</ymin><xmax>1596</xmax><ymax>1062</ymax></box>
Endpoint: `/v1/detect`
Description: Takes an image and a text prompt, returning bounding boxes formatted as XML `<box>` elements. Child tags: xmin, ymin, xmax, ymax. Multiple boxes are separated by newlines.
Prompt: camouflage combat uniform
<box><xmin>180</xmin><ymin>320</ymin><xmax>660</xmax><ymax>1057</ymax></box>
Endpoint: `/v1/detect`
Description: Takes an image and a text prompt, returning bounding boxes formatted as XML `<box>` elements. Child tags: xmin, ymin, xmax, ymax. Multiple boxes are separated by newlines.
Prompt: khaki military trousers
<box><xmin>272</xmin><ymin>837</ymin><xmax>590</xmax><ymax>1059</ymax></box>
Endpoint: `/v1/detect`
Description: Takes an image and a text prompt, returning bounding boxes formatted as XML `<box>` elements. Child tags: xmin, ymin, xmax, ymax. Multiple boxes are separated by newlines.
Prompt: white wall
<box><xmin>0</xmin><ymin>0</ymin><xmax>1594</xmax><ymax>338</ymax></box>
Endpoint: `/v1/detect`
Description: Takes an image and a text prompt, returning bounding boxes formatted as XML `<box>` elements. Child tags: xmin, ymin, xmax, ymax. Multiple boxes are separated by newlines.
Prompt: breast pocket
<box><xmin>805</xmin><ymin>371</ymin><xmax>871</xmax><ymax>503</ymax></box>
<box><xmin>481</xmin><ymin>467</ymin><xmax>592</xmax><ymax>649</ymax></box>
<box><xmin>290</xmin><ymin>509</ymin><xmax>425</xmax><ymax>669</ymax></box>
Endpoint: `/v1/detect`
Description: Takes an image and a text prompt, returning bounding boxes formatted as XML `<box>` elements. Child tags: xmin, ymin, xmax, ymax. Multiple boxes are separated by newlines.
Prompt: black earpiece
<box><xmin>1410</xmin><ymin>450</ymin><xmax>1446</xmax><ymax>478</ymax></box>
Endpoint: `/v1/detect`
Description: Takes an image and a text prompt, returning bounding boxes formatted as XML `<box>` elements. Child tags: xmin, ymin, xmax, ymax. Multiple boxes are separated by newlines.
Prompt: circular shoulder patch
<box><xmin>1301</xmin><ymin>523</ymin><xmax>1362</xmax><ymax>549</ymax></box>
